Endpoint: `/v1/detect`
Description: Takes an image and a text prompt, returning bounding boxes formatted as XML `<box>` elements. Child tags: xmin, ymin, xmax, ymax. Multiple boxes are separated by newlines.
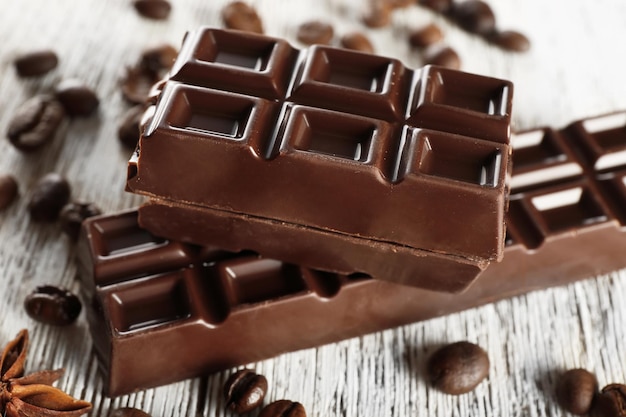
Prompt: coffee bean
<box><xmin>59</xmin><ymin>202</ymin><xmax>102</xmax><ymax>241</ymax></box>
<box><xmin>222</xmin><ymin>2</ymin><xmax>264</xmax><ymax>34</ymax></box>
<box><xmin>109</xmin><ymin>407</ymin><xmax>151</xmax><ymax>417</ymax></box>
<box><xmin>118</xmin><ymin>105</ymin><xmax>145</xmax><ymax>149</ymax></box>
<box><xmin>340</xmin><ymin>32</ymin><xmax>374</xmax><ymax>53</ymax></box>
<box><xmin>223</xmin><ymin>369</ymin><xmax>268</xmax><ymax>413</ymax></box>
<box><xmin>362</xmin><ymin>0</ymin><xmax>392</xmax><ymax>28</ymax></box>
<box><xmin>555</xmin><ymin>369</ymin><xmax>598</xmax><ymax>415</ymax></box>
<box><xmin>296</xmin><ymin>21</ymin><xmax>334</xmax><ymax>46</ymax></box>
<box><xmin>24</xmin><ymin>285</ymin><xmax>82</xmax><ymax>326</ymax></box>
<box><xmin>121</xmin><ymin>66</ymin><xmax>161</xmax><ymax>105</ymax></box>
<box><xmin>423</xmin><ymin>45</ymin><xmax>461</xmax><ymax>70</ymax></box>
<box><xmin>409</xmin><ymin>23</ymin><xmax>444</xmax><ymax>49</ymax></box>
<box><xmin>386</xmin><ymin>0</ymin><xmax>413</xmax><ymax>9</ymax></box>
<box><xmin>427</xmin><ymin>341</ymin><xmax>489</xmax><ymax>395</ymax></box>
<box><xmin>487</xmin><ymin>30</ymin><xmax>531</xmax><ymax>52</ymax></box>
<box><xmin>28</xmin><ymin>173</ymin><xmax>71</xmax><ymax>222</ymax></box>
<box><xmin>133</xmin><ymin>0</ymin><xmax>171</xmax><ymax>20</ymax></box>
<box><xmin>140</xmin><ymin>44</ymin><xmax>178</xmax><ymax>74</ymax></box>
<box><xmin>14</xmin><ymin>50</ymin><xmax>59</xmax><ymax>77</ymax></box>
<box><xmin>450</xmin><ymin>0</ymin><xmax>496</xmax><ymax>35</ymax></box>
<box><xmin>259</xmin><ymin>400</ymin><xmax>306</xmax><ymax>417</ymax></box>
<box><xmin>55</xmin><ymin>79</ymin><xmax>99</xmax><ymax>117</ymax></box>
<box><xmin>7</xmin><ymin>95</ymin><xmax>65</xmax><ymax>152</ymax></box>
<box><xmin>416</xmin><ymin>0</ymin><xmax>453</xmax><ymax>13</ymax></box>
<box><xmin>591</xmin><ymin>384</ymin><xmax>626</xmax><ymax>417</ymax></box>
<box><xmin>0</xmin><ymin>175</ymin><xmax>19</xmax><ymax>211</ymax></box>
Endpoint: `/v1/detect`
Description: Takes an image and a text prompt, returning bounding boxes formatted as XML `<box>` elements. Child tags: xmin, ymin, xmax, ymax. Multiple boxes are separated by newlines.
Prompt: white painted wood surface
<box><xmin>1</xmin><ymin>1</ymin><xmax>626</xmax><ymax>416</ymax></box>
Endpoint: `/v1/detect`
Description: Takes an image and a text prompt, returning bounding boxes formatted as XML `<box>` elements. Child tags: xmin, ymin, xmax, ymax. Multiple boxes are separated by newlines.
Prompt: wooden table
<box><xmin>2</xmin><ymin>1</ymin><xmax>626</xmax><ymax>416</ymax></box>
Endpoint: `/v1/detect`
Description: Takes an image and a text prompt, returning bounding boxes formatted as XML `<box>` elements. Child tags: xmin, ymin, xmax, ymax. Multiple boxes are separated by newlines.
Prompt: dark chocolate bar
<box><xmin>80</xmin><ymin>110</ymin><xmax>626</xmax><ymax>397</ymax></box>
<box><xmin>126</xmin><ymin>27</ymin><xmax>513</xmax><ymax>293</ymax></box>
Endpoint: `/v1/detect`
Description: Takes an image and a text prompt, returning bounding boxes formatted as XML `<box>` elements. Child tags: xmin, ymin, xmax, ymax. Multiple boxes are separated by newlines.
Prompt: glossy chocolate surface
<box><xmin>127</xmin><ymin>28</ymin><xmax>513</xmax><ymax>292</ymax></box>
<box><xmin>82</xmin><ymin>110</ymin><xmax>626</xmax><ymax>397</ymax></box>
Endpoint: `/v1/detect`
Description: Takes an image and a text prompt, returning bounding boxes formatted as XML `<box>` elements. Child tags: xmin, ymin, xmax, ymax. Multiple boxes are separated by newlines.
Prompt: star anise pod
<box><xmin>0</xmin><ymin>329</ymin><xmax>92</xmax><ymax>417</ymax></box>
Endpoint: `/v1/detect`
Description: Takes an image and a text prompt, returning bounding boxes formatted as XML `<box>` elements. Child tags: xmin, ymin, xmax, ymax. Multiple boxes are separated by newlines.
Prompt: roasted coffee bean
<box><xmin>450</xmin><ymin>0</ymin><xmax>496</xmax><ymax>35</ymax></box>
<box><xmin>222</xmin><ymin>1</ymin><xmax>264</xmax><ymax>34</ymax></box>
<box><xmin>555</xmin><ymin>369</ymin><xmax>598</xmax><ymax>415</ymax></box>
<box><xmin>362</xmin><ymin>0</ymin><xmax>392</xmax><ymax>28</ymax></box>
<box><xmin>28</xmin><ymin>173</ymin><xmax>71</xmax><ymax>222</ymax></box>
<box><xmin>133</xmin><ymin>0</ymin><xmax>171</xmax><ymax>20</ymax></box>
<box><xmin>591</xmin><ymin>384</ymin><xmax>626</xmax><ymax>417</ymax></box>
<box><xmin>259</xmin><ymin>400</ymin><xmax>306</xmax><ymax>417</ymax></box>
<box><xmin>417</xmin><ymin>0</ymin><xmax>453</xmax><ymax>13</ymax></box>
<box><xmin>224</xmin><ymin>369</ymin><xmax>268</xmax><ymax>413</ymax></box>
<box><xmin>140</xmin><ymin>44</ymin><xmax>177</xmax><ymax>74</ymax></box>
<box><xmin>7</xmin><ymin>95</ymin><xmax>65</xmax><ymax>152</ymax></box>
<box><xmin>409</xmin><ymin>23</ymin><xmax>444</xmax><ymax>48</ymax></box>
<box><xmin>55</xmin><ymin>79</ymin><xmax>99</xmax><ymax>117</ymax></box>
<box><xmin>0</xmin><ymin>174</ymin><xmax>18</xmax><ymax>211</ymax></box>
<box><xmin>423</xmin><ymin>44</ymin><xmax>461</xmax><ymax>69</ymax></box>
<box><xmin>24</xmin><ymin>285</ymin><xmax>82</xmax><ymax>326</ymax></box>
<box><xmin>340</xmin><ymin>32</ymin><xmax>374</xmax><ymax>53</ymax></box>
<box><xmin>386</xmin><ymin>0</ymin><xmax>413</xmax><ymax>8</ymax></box>
<box><xmin>487</xmin><ymin>30</ymin><xmax>531</xmax><ymax>52</ymax></box>
<box><xmin>121</xmin><ymin>66</ymin><xmax>161</xmax><ymax>105</ymax></box>
<box><xmin>14</xmin><ymin>50</ymin><xmax>58</xmax><ymax>77</ymax></box>
<box><xmin>118</xmin><ymin>105</ymin><xmax>145</xmax><ymax>149</ymax></box>
<box><xmin>296</xmin><ymin>21</ymin><xmax>334</xmax><ymax>45</ymax></box>
<box><xmin>59</xmin><ymin>202</ymin><xmax>102</xmax><ymax>241</ymax></box>
<box><xmin>427</xmin><ymin>341</ymin><xmax>489</xmax><ymax>395</ymax></box>
<box><xmin>109</xmin><ymin>407</ymin><xmax>151</xmax><ymax>417</ymax></box>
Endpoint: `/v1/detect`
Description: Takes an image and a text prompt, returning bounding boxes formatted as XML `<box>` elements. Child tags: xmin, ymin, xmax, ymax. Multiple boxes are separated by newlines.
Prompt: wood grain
<box><xmin>1</xmin><ymin>1</ymin><xmax>626</xmax><ymax>416</ymax></box>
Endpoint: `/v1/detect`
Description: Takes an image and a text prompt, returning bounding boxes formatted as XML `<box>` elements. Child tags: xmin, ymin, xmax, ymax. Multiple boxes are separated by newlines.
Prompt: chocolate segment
<box><xmin>126</xmin><ymin>28</ymin><xmax>513</xmax><ymax>292</ymax></box>
<box><xmin>82</xmin><ymin>110</ymin><xmax>626</xmax><ymax>397</ymax></box>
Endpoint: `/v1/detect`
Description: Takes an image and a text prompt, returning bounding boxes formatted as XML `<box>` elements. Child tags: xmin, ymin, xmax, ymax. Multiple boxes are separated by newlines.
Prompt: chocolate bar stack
<box><xmin>77</xmin><ymin>28</ymin><xmax>626</xmax><ymax>396</ymax></box>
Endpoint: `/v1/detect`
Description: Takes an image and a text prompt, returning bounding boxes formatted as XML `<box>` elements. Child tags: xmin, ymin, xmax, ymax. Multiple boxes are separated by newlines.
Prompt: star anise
<box><xmin>0</xmin><ymin>329</ymin><xmax>92</xmax><ymax>417</ymax></box>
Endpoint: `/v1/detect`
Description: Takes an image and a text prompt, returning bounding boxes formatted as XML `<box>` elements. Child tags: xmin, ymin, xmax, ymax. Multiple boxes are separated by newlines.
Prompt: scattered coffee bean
<box><xmin>7</xmin><ymin>95</ymin><xmax>65</xmax><ymax>152</ymax></box>
<box><xmin>423</xmin><ymin>44</ymin><xmax>461</xmax><ymax>69</ymax></box>
<box><xmin>221</xmin><ymin>1</ymin><xmax>264</xmax><ymax>34</ymax></box>
<box><xmin>555</xmin><ymin>369</ymin><xmax>598</xmax><ymax>415</ymax></box>
<box><xmin>55</xmin><ymin>79</ymin><xmax>99</xmax><ymax>117</ymax></box>
<box><xmin>59</xmin><ymin>202</ymin><xmax>102</xmax><ymax>241</ymax></box>
<box><xmin>28</xmin><ymin>173</ymin><xmax>71</xmax><ymax>222</ymax></box>
<box><xmin>363</xmin><ymin>0</ymin><xmax>392</xmax><ymax>28</ymax></box>
<box><xmin>133</xmin><ymin>0</ymin><xmax>171</xmax><ymax>20</ymax></box>
<box><xmin>121</xmin><ymin>66</ymin><xmax>161</xmax><ymax>105</ymax></box>
<box><xmin>427</xmin><ymin>341</ymin><xmax>489</xmax><ymax>395</ymax></box>
<box><xmin>24</xmin><ymin>285</ymin><xmax>82</xmax><ymax>326</ymax></box>
<box><xmin>449</xmin><ymin>0</ymin><xmax>496</xmax><ymax>35</ymax></box>
<box><xmin>14</xmin><ymin>50</ymin><xmax>59</xmax><ymax>77</ymax></box>
<box><xmin>296</xmin><ymin>21</ymin><xmax>334</xmax><ymax>45</ymax></box>
<box><xmin>340</xmin><ymin>32</ymin><xmax>375</xmax><ymax>53</ymax></box>
<box><xmin>591</xmin><ymin>384</ymin><xmax>626</xmax><ymax>417</ymax></box>
<box><xmin>118</xmin><ymin>105</ymin><xmax>145</xmax><ymax>149</ymax></box>
<box><xmin>386</xmin><ymin>0</ymin><xmax>413</xmax><ymax>8</ymax></box>
<box><xmin>0</xmin><ymin>174</ymin><xmax>19</xmax><ymax>211</ymax></box>
<box><xmin>417</xmin><ymin>0</ymin><xmax>453</xmax><ymax>13</ymax></box>
<box><xmin>109</xmin><ymin>407</ymin><xmax>151</xmax><ymax>417</ymax></box>
<box><xmin>409</xmin><ymin>23</ymin><xmax>444</xmax><ymax>49</ymax></box>
<box><xmin>259</xmin><ymin>400</ymin><xmax>306</xmax><ymax>417</ymax></box>
<box><xmin>224</xmin><ymin>369</ymin><xmax>268</xmax><ymax>413</ymax></box>
<box><xmin>140</xmin><ymin>44</ymin><xmax>177</xmax><ymax>74</ymax></box>
<box><xmin>487</xmin><ymin>30</ymin><xmax>531</xmax><ymax>52</ymax></box>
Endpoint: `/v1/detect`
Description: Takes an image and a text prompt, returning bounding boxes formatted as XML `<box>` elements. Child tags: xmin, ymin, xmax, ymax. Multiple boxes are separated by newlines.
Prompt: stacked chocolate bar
<box><xmin>77</xmin><ymin>28</ymin><xmax>626</xmax><ymax>396</ymax></box>
<box><xmin>125</xmin><ymin>28</ymin><xmax>513</xmax><ymax>292</ymax></box>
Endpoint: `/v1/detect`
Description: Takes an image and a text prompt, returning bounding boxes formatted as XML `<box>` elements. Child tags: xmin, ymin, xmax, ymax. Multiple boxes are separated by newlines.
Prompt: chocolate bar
<box><xmin>126</xmin><ymin>27</ymin><xmax>513</xmax><ymax>293</ymax></box>
<box><xmin>80</xmin><ymin>110</ymin><xmax>626</xmax><ymax>397</ymax></box>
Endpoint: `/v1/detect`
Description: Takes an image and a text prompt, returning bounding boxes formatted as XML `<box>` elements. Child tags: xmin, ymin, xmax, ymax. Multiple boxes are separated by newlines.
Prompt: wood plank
<box><xmin>1</xmin><ymin>1</ymin><xmax>626</xmax><ymax>416</ymax></box>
